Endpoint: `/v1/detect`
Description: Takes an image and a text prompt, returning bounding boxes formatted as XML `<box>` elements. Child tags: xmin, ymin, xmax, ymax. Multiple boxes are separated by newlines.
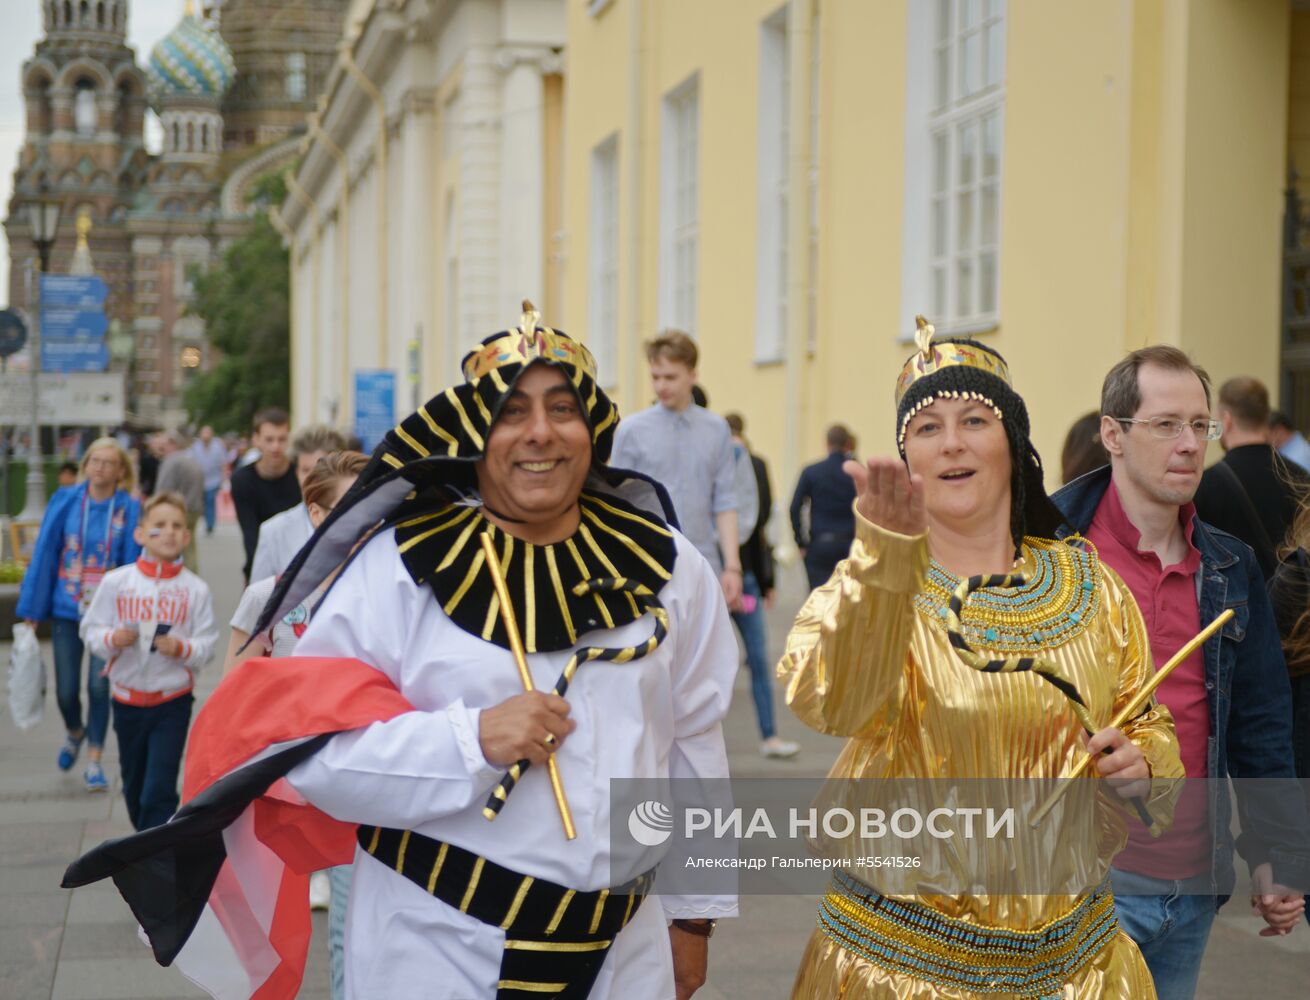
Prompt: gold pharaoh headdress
<box><xmin>894</xmin><ymin>315</ymin><xmax>1013</xmax><ymax>407</ymax></box>
<box><xmin>461</xmin><ymin>301</ymin><xmax>599</xmax><ymax>383</ymax></box>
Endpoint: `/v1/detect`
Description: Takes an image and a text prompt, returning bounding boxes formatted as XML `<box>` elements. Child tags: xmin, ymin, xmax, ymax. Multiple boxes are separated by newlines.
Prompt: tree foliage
<box><xmin>183</xmin><ymin>172</ymin><xmax>290</xmax><ymax>431</ymax></box>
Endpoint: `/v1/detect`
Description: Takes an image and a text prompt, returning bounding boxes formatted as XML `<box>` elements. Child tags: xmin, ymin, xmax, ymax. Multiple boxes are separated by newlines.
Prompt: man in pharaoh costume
<box><xmin>780</xmin><ymin>320</ymin><xmax>1185</xmax><ymax>998</ymax></box>
<box><xmin>63</xmin><ymin>306</ymin><xmax>739</xmax><ymax>999</ymax></box>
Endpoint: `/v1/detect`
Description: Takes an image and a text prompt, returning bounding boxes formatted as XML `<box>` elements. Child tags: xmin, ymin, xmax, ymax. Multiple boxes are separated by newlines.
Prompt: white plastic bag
<box><xmin>8</xmin><ymin>622</ymin><xmax>46</xmax><ymax>730</ymax></box>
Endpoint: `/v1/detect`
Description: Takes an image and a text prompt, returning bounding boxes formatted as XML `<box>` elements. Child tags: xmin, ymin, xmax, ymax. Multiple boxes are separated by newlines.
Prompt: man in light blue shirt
<box><xmin>191</xmin><ymin>426</ymin><xmax>228</xmax><ymax>535</ymax></box>
<box><xmin>1269</xmin><ymin>410</ymin><xmax>1310</xmax><ymax>472</ymax></box>
<box><xmin>611</xmin><ymin>330</ymin><xmax>743</xmax><ymax>611</ymax></box>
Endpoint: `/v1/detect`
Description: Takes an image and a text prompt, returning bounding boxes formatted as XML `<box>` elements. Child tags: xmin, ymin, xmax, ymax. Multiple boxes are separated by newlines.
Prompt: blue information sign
<box><xmin>354</xmin><ymin>370</ymin><xmax>396</xmax><ymax>453</ymax></box>
<box><xmin>42</xmin><ymin>339</ymin><xmax>110</xmax><ymax>373</ymax></box>
<box><xmin>39</xmin><ymin>274</ymin><xmax>109</xmax><ymax>309</ymax></box>
<box><xmin>41</xmin><ymin>308</ymin><xmax>109</xmax><ymax>340</ymax></box>
<box><xmin>40</xmin><ymin>273</ymin><xmax>109</xmax><ymax>345</ymax></box>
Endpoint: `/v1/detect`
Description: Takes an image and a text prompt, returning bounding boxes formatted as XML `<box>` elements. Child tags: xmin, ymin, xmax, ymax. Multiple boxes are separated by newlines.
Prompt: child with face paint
<box><xmin>79</xmin><ymin>493</ymin><xmax>218</xmax><ymax>830</ymax></box>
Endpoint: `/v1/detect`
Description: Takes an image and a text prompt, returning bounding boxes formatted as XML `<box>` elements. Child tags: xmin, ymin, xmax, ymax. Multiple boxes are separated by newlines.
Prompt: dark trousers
<box><xmin>803</xmin><ymin>535</ymin><xmax>853</xmax><ymax>591</ymax></box>
<box><xmin>51</xmin><ymin>618</ymin><xmax>108</xmax><ymax>747</ymax></box>
<box><xmin>111</xmin><ymin>694</ymin><xmax>193</xmax><ymax>830</ymax></box>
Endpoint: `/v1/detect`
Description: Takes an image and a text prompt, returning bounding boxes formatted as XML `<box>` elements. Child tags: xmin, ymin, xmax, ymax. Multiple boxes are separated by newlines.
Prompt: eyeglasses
<box><xmin>1114</xmin><ymin>417</ymin><xmax>1221</xmax><ymax>441</ymax></box>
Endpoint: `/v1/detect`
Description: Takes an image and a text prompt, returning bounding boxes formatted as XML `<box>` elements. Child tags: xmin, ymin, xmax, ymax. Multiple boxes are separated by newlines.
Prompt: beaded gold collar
<box><xmin>391</xmin><ymin>490</ymin><xmax>677</xmax><ymax>652</ymax></box>
<box><xmin>914</xmin><ymin>537</ymin><xmax>1102</xmax><ymax>652</ymax></box>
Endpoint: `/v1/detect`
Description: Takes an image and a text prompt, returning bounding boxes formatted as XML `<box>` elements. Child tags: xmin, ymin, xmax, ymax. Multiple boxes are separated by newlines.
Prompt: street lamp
<box><xmin>26</xmin><ymin>188</ymin><xmax>62</xmax><ymax>271</ymax></box>
<box><xmin>18</xmin><ymin>185</ymin><xmax>61</xmax><ymax>521</ymax></box>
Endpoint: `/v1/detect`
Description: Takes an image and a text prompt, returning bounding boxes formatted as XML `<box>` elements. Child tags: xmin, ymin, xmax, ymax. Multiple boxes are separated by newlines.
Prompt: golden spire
<box><xmin>183</xmin><ymin>0</ymin><xmax>196</xmax><ymax>18</ymax></box>
<box><xmin>70</xmin><ymin>210</ymin><xmax>94</xmax><ymax>276</ymax></box>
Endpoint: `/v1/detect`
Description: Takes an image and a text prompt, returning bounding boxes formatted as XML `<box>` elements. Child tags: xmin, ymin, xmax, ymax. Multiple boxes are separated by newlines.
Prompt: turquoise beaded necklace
<box><xmin>914</xmin><ymin>537</ymin><xmax>1101</xmax><ymax>653</ymax></box>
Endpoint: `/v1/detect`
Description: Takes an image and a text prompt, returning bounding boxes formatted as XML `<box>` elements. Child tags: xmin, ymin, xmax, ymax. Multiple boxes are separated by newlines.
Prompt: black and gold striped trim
<box><xmin>359</xmin><ymin>825</ymin><xmax>653</xmax><ymax>999</ymax></box>
<box><xmin>483</xmin><ymin>577</ymin><xmax>670</xmax><ymax>821</ymax></box>
<box><xmin>376</xmin><ymin>349</ymin><xmax>622</xmax><ymax>469</ymax></box>
<box><xmin>392</xmin><ymin>490</ymin><xmax>676</xmax><ymax>653</ymax></box>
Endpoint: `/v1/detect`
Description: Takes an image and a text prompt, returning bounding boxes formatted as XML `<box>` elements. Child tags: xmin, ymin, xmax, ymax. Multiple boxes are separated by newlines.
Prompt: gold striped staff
<box><xmin>1029</xmin><ymin>608</ymin><xmax>1234</xmax><ymax>829</ymax></box>
<box><xmin>482</xmin><ymin>577</ymin><xmax>669</xmax><ymax>824</ymax></box>
<box><xmin>942</xmin><ymin>571</ymin><xmax>1156</xmax><ymax>832</ymax></box>
<box><xmin>479</xmin><ymin>531</ymin><xmax>576</xmax><ymax>841</ymax></box>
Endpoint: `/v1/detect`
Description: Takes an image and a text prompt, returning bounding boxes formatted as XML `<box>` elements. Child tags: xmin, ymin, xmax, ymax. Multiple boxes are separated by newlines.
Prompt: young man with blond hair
<box><xmin>611</xmin><ymin>330</ymin><xmax>743</xmax><ymax>611</ymax></box>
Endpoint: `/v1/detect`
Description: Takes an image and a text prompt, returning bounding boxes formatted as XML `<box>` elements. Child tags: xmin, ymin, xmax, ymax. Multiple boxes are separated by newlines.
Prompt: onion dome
<box><xmin>146</xmin><ymin>11</ymin><xmax>236</xmax><ymax>104</ymax></box>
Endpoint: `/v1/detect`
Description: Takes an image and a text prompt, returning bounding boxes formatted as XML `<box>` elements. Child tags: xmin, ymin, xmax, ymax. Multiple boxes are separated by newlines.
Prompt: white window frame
<box><xmin>901</xmin><ymin>0</ymin><xmax>1005</xmax><ymax>339</ymax></box>
<box><xmin>755</xmin><ymin>5</ymin><xmax>790</xmax><ymax>364</ymax></box>
<box><xmin>588</xmin><ymin>133</ymin><xmax>620</xmax><ymax>387</ymax></box>
<box><xmin>658</xmin><ymin>74</ymin><xmax>700</xmax><ymax>336</ymax></box>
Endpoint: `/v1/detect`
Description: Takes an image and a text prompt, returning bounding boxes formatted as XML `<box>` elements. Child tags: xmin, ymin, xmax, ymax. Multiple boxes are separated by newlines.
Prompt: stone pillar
<box><xmin>497</xmin><ymin>48</ymin><xmax>548</xmax><ymax>317</ymax></box>
<box><xmin>399</xmin><ymin>89</ymin><xmax>436</xmax><ymax>397</ymax></box>
<box><xmin>458</xmin><ymin>46</ymin><xmax>502</xmax><ymax>341</ymax></box>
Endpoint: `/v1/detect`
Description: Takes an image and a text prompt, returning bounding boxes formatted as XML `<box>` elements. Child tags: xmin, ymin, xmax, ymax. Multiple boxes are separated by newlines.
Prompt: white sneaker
<box><xmin>760</xmin><ymin>737</ymin><xmax>800</xmax><ymax>759</ymax></box>
<box><xmin>309</xmin><ymin>870</ymin><xmax>331</xmax><ymax>910</ymax></box>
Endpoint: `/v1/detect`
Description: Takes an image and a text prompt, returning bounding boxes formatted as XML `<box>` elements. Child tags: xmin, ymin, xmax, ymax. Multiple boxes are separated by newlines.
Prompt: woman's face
<box><xmin>83</xmin><ymin>446</ymin><xmax>123</xmax><ymax>492</ymax></box>
<box><xmin>307</xmin><ymin>475</ymin><xmax>358</xmax><ymax>529</ymax></box>
<box><xmin>903</xmin><ymin>398</ymin><xmax>1012</xmax><ymax>533</ymax></box>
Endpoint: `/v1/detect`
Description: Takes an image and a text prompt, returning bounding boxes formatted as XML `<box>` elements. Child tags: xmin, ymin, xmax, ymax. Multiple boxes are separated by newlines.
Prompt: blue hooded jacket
<box><xmin>16</xmin><ymin>482</ymin><xmax>141</xmax><ymax>623</ymax></box>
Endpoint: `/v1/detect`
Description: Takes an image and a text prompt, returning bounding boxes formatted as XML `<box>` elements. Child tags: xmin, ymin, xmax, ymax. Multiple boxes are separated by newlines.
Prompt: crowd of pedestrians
<box><xmin>14</xmin><ymin>315</ymin><xmax>1310</xmax><ymax>1000</ymax></box>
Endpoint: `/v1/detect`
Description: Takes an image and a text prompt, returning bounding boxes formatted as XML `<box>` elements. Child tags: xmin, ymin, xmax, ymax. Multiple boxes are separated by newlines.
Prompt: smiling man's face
<box><xmin>475</xmin><ymin>364</ymin><xmax>593</xmax><ymax>539</ymax></box>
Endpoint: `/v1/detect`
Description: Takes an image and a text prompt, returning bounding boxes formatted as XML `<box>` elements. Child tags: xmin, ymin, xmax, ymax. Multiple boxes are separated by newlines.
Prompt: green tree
<box><xmin>184</xmin><ymin>172</ymin><xmax>290</xmax><ymax>431</ymax></box>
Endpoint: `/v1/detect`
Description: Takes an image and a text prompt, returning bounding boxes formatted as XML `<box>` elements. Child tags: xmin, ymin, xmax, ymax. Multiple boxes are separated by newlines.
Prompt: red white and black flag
<box><xmin>62</xmin><ymin>656</ymin><xmax>413</xmax><ymax>999</ymax></box>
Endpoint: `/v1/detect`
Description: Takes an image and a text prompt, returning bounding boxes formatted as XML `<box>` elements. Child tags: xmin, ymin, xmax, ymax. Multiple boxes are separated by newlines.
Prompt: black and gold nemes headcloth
<box><xmin>377</xmin><ymin>301</ymin><xmax>620</xmax><ymax>470</ymax></box>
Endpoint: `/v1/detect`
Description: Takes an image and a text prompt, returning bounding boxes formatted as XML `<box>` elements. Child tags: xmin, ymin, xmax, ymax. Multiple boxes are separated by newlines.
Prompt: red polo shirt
<box><xmin>1087</xmin><ymin>480</ymin><xmax>1210</xmax><ymax>878</ymax></box>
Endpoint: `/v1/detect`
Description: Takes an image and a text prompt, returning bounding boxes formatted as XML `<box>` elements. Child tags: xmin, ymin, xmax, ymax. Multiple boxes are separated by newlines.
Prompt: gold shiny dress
<box><xmin>781</xmin><ymin>513</ymin><xmax>1183</xmax><ymax>999</ymax></box>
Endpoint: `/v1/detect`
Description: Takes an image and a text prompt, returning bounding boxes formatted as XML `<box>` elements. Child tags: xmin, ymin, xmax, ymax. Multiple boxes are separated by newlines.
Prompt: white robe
<box><xmin>286</xmin><ymin>526</ymin><xmax>739</xmax><ymax>999</ymax></box>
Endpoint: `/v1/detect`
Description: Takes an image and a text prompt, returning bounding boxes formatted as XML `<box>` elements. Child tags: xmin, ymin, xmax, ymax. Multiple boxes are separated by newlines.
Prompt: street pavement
<box><xmin>1</xmin><ymin>520</ymin><xmax>1306</xmax><ymax>998</ymax></box>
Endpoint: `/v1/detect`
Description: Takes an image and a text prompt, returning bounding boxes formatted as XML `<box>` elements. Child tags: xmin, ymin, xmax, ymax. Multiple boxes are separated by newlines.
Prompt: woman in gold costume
<box><xmin>781</xmin><ymin>322</ymin><xmax>1183</xmax><ymax>999</ymax></box>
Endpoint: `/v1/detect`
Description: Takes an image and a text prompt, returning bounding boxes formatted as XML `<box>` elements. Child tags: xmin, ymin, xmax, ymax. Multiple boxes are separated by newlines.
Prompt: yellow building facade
<box><xmin>560</xmin><ymin>0</ymin><xmax>1303</xmax><ymax>499</ymax></box>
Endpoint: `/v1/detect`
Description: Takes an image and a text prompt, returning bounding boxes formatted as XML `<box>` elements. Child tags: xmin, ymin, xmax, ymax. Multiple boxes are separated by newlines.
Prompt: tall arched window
<box><xmin>78</xmin><ymin>1</ymin><xmax>88</xmax><ymax>27</ymax></box>
<box><xmin>96</xmin><ymin>1</ymin><xmax>104</xmax><ymax>28</ymax></box>
<box><xmin>186</xmin><ymin>121</ymin><xmax>195</xmax><ymax>152</ymax></box>
<box><xmin>201</xmin><ymin>121</ymin><xmax>210</xmax><ymax>152</ymax></box>
<box><xmin>171</xmin><ymin>120</ymin><xmax>180</xmax><ymax>151</ymax></box>
<box><xmin>63</xmin><ymin>2</ymin><xmax>72</xmax><ymax>29</ymax></box>
<box><xmin>74</xmin><ymin>80</ymin><xmax>97</xmax><ymax>135</ymax></box>
<box><xmin>28</xmin><ymin>77</ymin><xmax>53</xmax><ymax>135</ymax></box>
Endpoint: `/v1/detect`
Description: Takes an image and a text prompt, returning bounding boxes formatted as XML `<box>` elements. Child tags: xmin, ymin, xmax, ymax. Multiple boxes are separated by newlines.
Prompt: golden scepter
<box><xmin>1029</xmin><ymin>608</ymin><xmax>1233</xmax><ymax>829</ymax></box>
<box><xmin>479</xmin><ymin>532</ymin><xmax>577</xmax><ymax>840</ymax></box>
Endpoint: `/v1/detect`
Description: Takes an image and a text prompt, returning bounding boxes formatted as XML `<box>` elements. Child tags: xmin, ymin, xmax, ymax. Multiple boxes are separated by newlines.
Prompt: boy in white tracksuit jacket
<box><xmin>80</xmin><ymin>493</ymin><xmax>218</xmax><ymax>829</ymax></box>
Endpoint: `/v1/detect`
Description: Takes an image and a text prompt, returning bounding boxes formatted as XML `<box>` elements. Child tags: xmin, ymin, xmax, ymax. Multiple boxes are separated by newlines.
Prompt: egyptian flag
<box><xmin>62</xmin><ymin>656</ymin><xmax>414</xmax><ymax>999</ymax></box>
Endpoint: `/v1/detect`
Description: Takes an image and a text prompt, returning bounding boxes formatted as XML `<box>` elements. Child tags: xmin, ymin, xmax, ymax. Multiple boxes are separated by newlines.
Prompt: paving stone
<box><xmin>0</xmin><ymin>890</ymin><xmax>67</xmax><ymax>930</ymax></box>
<box><xmin>0</xmin><ymin>920</ymin><xmax>62</xmax><ymax>963</ymax></box>
<box><xmin>0</xmin><ymin>821</ymin><xmax>84</xmax><ymax>867</ymax></box>
<box><xmin>57</xmin><ymin>919</ymin><xmax>147</xmax><ymax>960</ymax></box>
<box><xmin>51</xmin><ymin>956</ymin><xmax>207</xmax><ymax>999</ymax></box>
<box><xmin>0</xmin><ymin>861</ymin><xmax>75</xmax><ymax>895</ymax></box>
<box><xmin>0</xmin><ymin>955</ymin><xmax>59</xmax><ymax>1000</ymax></box>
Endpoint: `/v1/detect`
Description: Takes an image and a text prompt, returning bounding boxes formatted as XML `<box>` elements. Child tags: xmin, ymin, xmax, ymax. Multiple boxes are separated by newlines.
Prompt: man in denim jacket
<box><xmin>1053</xmin><ymin>346</ymin><xmax>1310</xmax><ymax>1000</ymax></box>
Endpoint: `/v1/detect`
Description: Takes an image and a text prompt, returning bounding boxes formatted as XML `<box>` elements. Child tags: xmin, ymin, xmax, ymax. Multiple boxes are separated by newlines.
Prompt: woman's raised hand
<box><xmin>844</xmin><ymin>457</ymin><xmax>928</xmax><ymax>537</ymax></box>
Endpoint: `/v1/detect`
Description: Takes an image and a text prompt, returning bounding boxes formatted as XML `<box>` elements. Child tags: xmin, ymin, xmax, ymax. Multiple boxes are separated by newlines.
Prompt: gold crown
<box><xmin>461</xmin><ymin>301</ymin><xmax>598</xmax><ymax>383</ymax></box>
<box><xmin>894</xmin><ymin>315</ymin><xmax>1012</xmax><ymax>406</ymax></box>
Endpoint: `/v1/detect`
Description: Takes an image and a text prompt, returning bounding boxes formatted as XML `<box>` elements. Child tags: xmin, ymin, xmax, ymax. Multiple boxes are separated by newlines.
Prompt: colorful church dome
<box><xmin>146</xmin><ymin>12</ymin><xmax>236</xmax><ymax>103</ymax></box>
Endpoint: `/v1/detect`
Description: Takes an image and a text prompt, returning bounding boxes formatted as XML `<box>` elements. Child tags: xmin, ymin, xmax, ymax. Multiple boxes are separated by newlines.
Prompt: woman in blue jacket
<box><xmin>18</xmin><ymin>437</ymin><xmax>141</xmax><ymax>791</ymax></box>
